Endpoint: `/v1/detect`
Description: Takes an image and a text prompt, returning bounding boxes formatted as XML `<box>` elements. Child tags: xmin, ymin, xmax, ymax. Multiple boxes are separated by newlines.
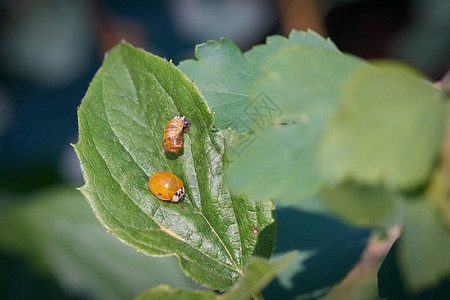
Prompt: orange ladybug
<box><xmin>148</xmin><ymin>171</ymin><xmax>185</xmax><ymax>203</ymax></box>
<box><xmin>163</xmin><ymin>115</ymin><xmax>191</xmax><ymax>153</ymax></box>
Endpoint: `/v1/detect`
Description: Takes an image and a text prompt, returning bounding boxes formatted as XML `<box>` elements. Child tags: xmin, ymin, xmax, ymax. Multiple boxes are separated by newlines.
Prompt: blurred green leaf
<box><xmin>74</xmin><ymin>42</ymin><xmax>276</xmax><ymax>290</ymax></box>
<box><xmin>227</xmin><ymin>45</ymin><xmax>365</xmax><ymax>203</ymax></box>
<box><xmin>245</xmin><ymin>29</ymin><xmax>339</xmax><ymax>66</ymax></box>
<box><xmin>319</xmin><ymin>62</ymin><xmax>446</xmax><ymax>190</ymax></box>
<box><xmin>178</xmin><ymin>38</ymin><xmax>262</xmax><ymax>133</ymax></box>
<box><xmin>249</xmin><ymin>45</ymin><xmax>365</xmax><ymax>123</ymax></box>
<box><xmin>0</xmin><ymin>186</ymin><xmax>199</xmax><ymax>300</ymax></box>
<box><xmin>319</xmin><ymin>181</ymin><xmax>398</xmax><ymax>228</ymax></box>
<box><xmin>398</xmin><ymin>200</ymin><xmax>450</xmax><ymax>292</ymax></box>
<box><xmin>136</xmin><ymin>285</ymin><xmax>216</xmax><ymax>300</ymax></box>
<box><xmin>136</xmin><ymin>251</ymin><xmax>298</xmax><ymax>300</ymax></box>
<box><xmin>426</xmin><ymin>166</ymin><xmax>450</xmax><ymax>231</ymax></box>
<box><xmin>227</xmin><ymin>123</ymin><xmax>322</xmax><ymax>202</ymax></box>
<box><xmin>221</xmin><ymin>251</ymin><xmax>297</xmax><ymax>300</ymax></box>
<box><xmin>178</xmin><ymin>30</ymin><xmax>339</xmax><ymax>133</ymax></box>
<box><xmin>426</xmin><ymin>108</ymin><xmax>450</xmax><ymax>230</ymax></box>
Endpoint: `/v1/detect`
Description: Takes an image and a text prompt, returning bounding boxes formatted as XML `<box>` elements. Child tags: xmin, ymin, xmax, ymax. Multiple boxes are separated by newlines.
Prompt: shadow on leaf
<box><xmin>263</xmin><ymin>206</ymin><xmax>370</xmax><ymax>299</ymax></box>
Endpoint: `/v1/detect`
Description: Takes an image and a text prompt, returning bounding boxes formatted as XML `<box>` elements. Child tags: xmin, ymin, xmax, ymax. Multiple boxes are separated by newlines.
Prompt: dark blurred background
<box><xmin>0</xmin><ymin>0</ymin><xmax>449</xmax><ymax>299</ymax></box>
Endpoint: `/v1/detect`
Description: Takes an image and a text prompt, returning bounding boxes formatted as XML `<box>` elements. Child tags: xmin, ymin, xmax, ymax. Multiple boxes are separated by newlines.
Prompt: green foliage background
<box><xmin>74</xmin><ymin>29</ymin><xmax>449</xmax><ymax>298</ymax></box>
<box><xmin>1</xmin><ymin>28</ymin><xmax>449</xmax><ymax>300</ymax></box>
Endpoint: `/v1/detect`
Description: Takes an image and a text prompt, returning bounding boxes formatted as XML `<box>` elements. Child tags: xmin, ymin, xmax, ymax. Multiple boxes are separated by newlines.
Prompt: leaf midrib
<box><xmin>167</xmin><ymin>63</ymin><xmax>244</xmax><ymax>271</ymax></box>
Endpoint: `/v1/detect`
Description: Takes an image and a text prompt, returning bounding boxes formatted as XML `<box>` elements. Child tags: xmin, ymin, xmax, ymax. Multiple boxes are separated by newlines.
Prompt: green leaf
<box><xmin>0</xmin><ymin>186</ymin><xmax>199</xmax><ymax>300</ymax></box>
<box><xmin>249</xmin><ymin>45</ymin><xmax>365</xmax><ymax>123</ymax></box>
<box><xmin>227</xmin><ymin>45</ymin><xmax>365</xmax><ymax>203</ymax></box>
<box><xmin>319</xmin><ymin>181</ymin><xmax>398</xmax><ymax>228</ymax></box>
<box><xmin>319</xmin><ymin>62</ymin><xmax>446</xmax><ymax>190</ymax></box>
<box><xmin>136</xmin><ymin>251</ymin><xmax>298</xmax><ymax>300</ymax></box>
<box><xmin>178</xmin><ymin>39</ymin><xmax>262</xmax><ymax>133</ymax></box>
<box><xmin>74</xmin><ymin>42</ymin><xmax>276</xmax><ymax>290</ymax></box>
<box><xmin>221</xmin><ymin>251</ymin><xmax>298</xmax><ymax>300</ymax></box>
<box><xmin>178</xmin><ymin>30</ymin><xmax>340</xmax><ymax>133</ymax></box>
<box><xmin>426</xmin><ymin>108</ymin><xmax>450</xmax><ymax>230</ymax></box>
<box><xmin>426</xmin><ymin>166</ymin><xmax>450</xmax><ymax>231</ymax></box>
<box><xmin>245</xmin><ymin>29</ymin><xmax>339</xmax><ymax>66</ymax></box>
<box><xmin>398</xmin><ymin>199</ymin><xmax>450</xmax><ymax>291</ymax></box>
<box><xmin>227</xmin><ymin>122</ymin><xmax>322</xmax><ymax>202</ymax></box>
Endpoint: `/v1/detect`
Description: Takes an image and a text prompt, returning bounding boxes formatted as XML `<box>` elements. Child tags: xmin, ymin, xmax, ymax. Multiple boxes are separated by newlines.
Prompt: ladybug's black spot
<box><xmin>168</xmin><ymin>137</ymin><xmax>171</xmax><ymax>140</ymax></box>
<box><xmin>170</xmin><ymin>125</ymin><xmax>175</xmax><ymax>129</ymax></box>
<box><xmin>174</xmin><ymin>138</ymin><xmax>179</xmax><ymax>142</ymax></box>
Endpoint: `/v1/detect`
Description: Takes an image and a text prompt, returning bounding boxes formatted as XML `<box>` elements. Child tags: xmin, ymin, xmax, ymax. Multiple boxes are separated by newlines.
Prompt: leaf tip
<box><xmin>193</xmin><ymin>40</ymin><xmax>219</xmax><ymax>59</ymax></box>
